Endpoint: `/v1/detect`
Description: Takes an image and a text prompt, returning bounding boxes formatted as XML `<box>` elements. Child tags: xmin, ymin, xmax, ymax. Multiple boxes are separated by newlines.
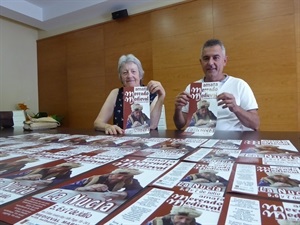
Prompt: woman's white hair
<box><xmin>118</xmin><ymin>54</ymin><xmax>144</xmax><ymax>81</ymax></box>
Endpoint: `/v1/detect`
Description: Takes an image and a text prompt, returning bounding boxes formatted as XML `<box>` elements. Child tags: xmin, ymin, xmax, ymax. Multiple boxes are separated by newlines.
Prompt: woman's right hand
<box><xmin>104</xmin><ymin>124</ymin><xmax>124</xmax><ymax>135</ymax></box>
<box><xmin>76</xmin><ymin>183</ymin><xmax>109</xmax><ymax>192</ymax></box>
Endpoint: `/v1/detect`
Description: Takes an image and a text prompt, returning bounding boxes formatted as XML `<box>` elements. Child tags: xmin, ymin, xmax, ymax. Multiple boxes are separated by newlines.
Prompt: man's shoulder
<box><xmin>226</xmin><ymin>75</ymin><xmax>247</xmax><ymax>83</ymax></box>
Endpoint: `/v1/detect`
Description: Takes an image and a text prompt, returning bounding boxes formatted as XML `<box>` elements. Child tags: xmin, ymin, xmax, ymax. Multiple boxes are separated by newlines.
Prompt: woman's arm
<box><xmin>94</xmin><ymin>89</ymin><xmax>124</xmax><ymax>134</ymax></box>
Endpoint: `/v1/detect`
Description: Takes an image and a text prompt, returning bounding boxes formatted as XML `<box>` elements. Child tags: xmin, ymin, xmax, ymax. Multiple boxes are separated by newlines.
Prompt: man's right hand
<box><xmin>132</xmin><ymin>121</ymin><xmax>142</xmax><ymax>127</ymax></box>
<box><xmin>15</xmin><ymin>174</ymin><xmax>43</xmax><ymax>180</ymax></box>
<box><xmin>104</xmin><ymin>124</ymin><xmax>124</xmax><ymax>135</ymax></box>
<box><xmin>175</xmin><ymin>91</ymin><xmax>191</xmax><ymax>110</ymax></box>
<box><xmin>76</xmin><ymin>183</ymin><xmax>109</xmax><ymax>192</ymax></box>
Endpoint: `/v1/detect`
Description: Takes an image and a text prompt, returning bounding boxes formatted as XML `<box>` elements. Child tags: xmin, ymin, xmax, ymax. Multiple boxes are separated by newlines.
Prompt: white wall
<box><xmin>0</xmin><ymin>18</ymin><xmax>39</xmax><ymax>114</ymax></box>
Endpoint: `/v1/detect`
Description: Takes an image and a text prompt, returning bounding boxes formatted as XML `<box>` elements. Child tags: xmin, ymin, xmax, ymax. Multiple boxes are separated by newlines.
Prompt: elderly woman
<box><xmin>94</xmin><ymin>54</ymin><xmax>165</xmax><ymax>134</ymax></box>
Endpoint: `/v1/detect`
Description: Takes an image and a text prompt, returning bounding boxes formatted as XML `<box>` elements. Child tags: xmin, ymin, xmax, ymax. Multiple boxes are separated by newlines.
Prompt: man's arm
<box><xmin>217</xmin><ymin>92</ymin><xmax>260</xmax><ymax>130</ymax></box>
<box><xmin>173</xmin><ymin>91</ymin><xmax>191</xmax><ymax>130</ymax></box>
<box><xmin>233</xmin><ymin>108</ymin><xmax>260</xmax><ymax>130</ymax></box>
<box><xmin>173</xmin><ymin>109</ymin><xmax>188</xmax><ymax>130</ymax></box>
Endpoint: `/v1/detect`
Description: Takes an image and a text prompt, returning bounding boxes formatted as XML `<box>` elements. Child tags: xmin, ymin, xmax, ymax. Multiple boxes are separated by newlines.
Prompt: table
<box><xmin>0</xmin><ymin>127</ymin><xmax>300</xmax><ymax>225</ymax></box>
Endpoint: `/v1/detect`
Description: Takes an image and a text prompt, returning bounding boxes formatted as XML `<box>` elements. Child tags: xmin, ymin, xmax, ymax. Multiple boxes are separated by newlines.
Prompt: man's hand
<box><xmin>195</xmin><ymin>119</ymin><xmax>208</xmax><ymax>126</ymax></box>
<box><xmin>217</xmin><ymin>92</ymin><xmax>238</xmax><ymax>112</ymax></box>
<box><xmin>76</xmin><ymin>183</ymin><xmax>109</xmax><ymax>192</ymax></box>
<box><xmin>217</xmin><ymin>92</ymin><xmax>260</xmax><ymax>130</ymax></box>
<box><xmin>175</xmin><ymin>92</ymin><xmax>191</xmax><ymax>110</ymax></box>
<box><xmin>132</xmin><ymin>121</ymin><xmax>142</xmax><ymax>128</ymax></box>
<box><xmin>15</xmin><ymin>174</ymin><xmax>43</xmax><ymax>180</ymax></box>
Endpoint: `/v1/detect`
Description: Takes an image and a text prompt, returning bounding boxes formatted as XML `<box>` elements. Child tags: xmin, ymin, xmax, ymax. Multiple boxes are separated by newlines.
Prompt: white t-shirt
<box><xmin>182</xmin><ymin>75</ymin><xmax>258</xmax><ymax>131</ymax></box>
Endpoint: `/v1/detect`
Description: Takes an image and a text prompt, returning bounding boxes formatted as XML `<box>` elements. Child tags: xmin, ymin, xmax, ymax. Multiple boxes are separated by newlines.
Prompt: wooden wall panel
<box><xmin>296</xmin><ymin>0</ymin><xmax>300</xmax><ymax>131</ymax></box>
<box><xmin>103</xmin><ymin>13</ymin><xmax>153</xmax><ymax>102</ymax></box>
<box><xmin>214</xmin><ymin>14</ymin><xmax>297</xmax><ymax>131</ymax></box>
<box><xmin>151</xmin><ymin>0</ymin><xmax>212</xmax><ymax>40</ymax></box>
<box><xmin>104</xmin><ymin>14</ymin><xmax>152</xmax><ymax>47</ymax></box>
<box><xmin>66</xmin><ymin>26</ymin><xmax>104</xmax><ymax>129</ymax></box>
<box><xmin>150</xmin><ymin>0</ymin><xmax>214</xmax><ymax>129</ymax></box>
<box><xmin>213</xmin><ymin>0</ymin><xmax>294</xmax><ymax>27</ymax></box>
<box><xmin>152</xmin><ymin>31</ymin><xmax>213</xmax><ymax>129</ymax></box>
<box><xmin>37</xmin><ymin>0</ymin><xmax>300</xmax><ymax>131</ymax></box>
<box><xmin>37</xmin><ymin>36</ymin><xmax>69</xmax><ymax>125</ymax></box>
<box><xmin>67</xmin><ymin>76</ymin><xmax>105</xmax><ymax>128</ymax></box>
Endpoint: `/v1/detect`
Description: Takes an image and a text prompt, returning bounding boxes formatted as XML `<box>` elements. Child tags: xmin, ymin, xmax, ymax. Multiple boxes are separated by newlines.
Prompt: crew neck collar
<box><xmin>203</xmin><ymin>74</ymin><xmax>228</xmax><ymax>83</ymax></box>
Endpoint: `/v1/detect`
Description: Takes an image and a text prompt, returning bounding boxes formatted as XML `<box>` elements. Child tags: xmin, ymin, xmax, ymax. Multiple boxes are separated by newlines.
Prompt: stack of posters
<box><xmin>103</xmin><ymin>187</ymin><xmax>224</xmax><ymax>225</ymax></box>
<box><xmin>0</xmin><ymin>150</ymin><xmax>125</xmax><ymax>206</ymax></box>
<box><xmin>184</xmin><ymin>148</ymin><xmax>241</xmax><ymax>163</ymax></box>
<box><xmin>219</xmin><ymin>194</ymin><xmax>300</xmax><ymax>225</ymax></box>
<box><xmin>151</xmin><ymin>161</ymin><xmax>233</xmax><ymax>197</ymax></box>
<box><xmin>0</xmin><ymin>133</ymin><xmax>299</xmax><ymax>224</ymax></box>
<box><xmin>238</xmin><ymin>139</ymin><xmax>300</xmax><ymax>166</ymax></box>
<box><xmin>227</xmin><ymin>163</ymin><xmax>300</xmax><ymax>203</ymax></box>
<box><xmin>0</xmin><ymin>156</ymin><xmax>178</xmax><ymax>225</ymax></box>
<box><xmin>130</xmin><ymin>138</ymin><xmax>207</xmax><ymax>159</ymax></box>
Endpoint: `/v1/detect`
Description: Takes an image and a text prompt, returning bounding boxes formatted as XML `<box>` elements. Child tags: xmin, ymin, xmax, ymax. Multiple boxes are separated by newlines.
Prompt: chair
<box><xmin>0</xmin><ymin>110</ymin><xmax>26</xmax><ymax>128</ymax></box>
<box><xmin>0</xmin><ymin>111</ymin><xmax>14</xmax><ymax>128</ymax></box>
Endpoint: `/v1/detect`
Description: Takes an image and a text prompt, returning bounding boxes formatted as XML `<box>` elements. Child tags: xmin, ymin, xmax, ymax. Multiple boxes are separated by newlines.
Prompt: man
<box><xmin>181</xmin><ymin>169</ymin><xmax>228</xmax><ymax>186</ymax></box>
<box><xmin>189</xmin><ymin>100</ymin><xmax>217</xmax><ymax>127</ymax></box>
<box><xmin>174</xmin><ymin>39</ymin><xmax>259</xmax><ymax>131</ymax></box>
<box><xmin>12</xmin><ymin>162</ymin><xmax>81</xmax><ymax>185</ymax></box>
<box><xmin>126</xmin><ymin>103</ymin><xmax>150</xmax><ymax>128</ymax></box>
<box><xmin>258</xmin><ymin>173</ymin><xmax>300</xmax><ymax>187</ymax></box>
<box><xmin>203</xmin><ymin>152</ymin><xmax>237</xmax><ymax>161</ymax></box>
<box><xmin>0</xmin><ymin>157</ymin><xmax>38</xmax><ymax>175</ymax></box>
<box><xmin>62</xmin><ymin>168</ymin><xmax>143</xmax><ymax>199</ymax></box>
<box><xmin>147</xmin><ymin>206</ymin><xmax>202</xmax><ymax>225</ymax></box>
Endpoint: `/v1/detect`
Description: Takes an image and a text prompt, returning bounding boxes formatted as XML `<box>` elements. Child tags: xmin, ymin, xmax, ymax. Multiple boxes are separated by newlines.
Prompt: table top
<box><xmin>0</xmin><ymin>127</ymin><xmax>300</xmax><ymax>225</ymax></box>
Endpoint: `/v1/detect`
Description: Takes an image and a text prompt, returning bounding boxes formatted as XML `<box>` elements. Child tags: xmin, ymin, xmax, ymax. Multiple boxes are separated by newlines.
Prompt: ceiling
<box><xmin>0</xmin><ymin>0</ymin><xmax>185</xmax><ymax>31</ymax></box>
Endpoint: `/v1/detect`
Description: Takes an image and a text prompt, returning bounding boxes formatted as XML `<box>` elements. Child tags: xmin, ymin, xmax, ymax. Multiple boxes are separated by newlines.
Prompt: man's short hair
<box><xmin>170</xmin><ymin>206</ymin><xmax>202</xmax><ymax>218</ymax></box>
<box><xmin>201</xmin><ymin>38</ymin><xmax>226</xmax><ymax>57</ymax></box>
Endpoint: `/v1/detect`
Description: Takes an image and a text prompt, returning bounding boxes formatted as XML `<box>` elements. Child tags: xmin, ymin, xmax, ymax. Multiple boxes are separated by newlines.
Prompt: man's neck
<box><xmin>204</xmin><ymin>74</ymin><xmax>227</xmax><ymax>82</ymax></box>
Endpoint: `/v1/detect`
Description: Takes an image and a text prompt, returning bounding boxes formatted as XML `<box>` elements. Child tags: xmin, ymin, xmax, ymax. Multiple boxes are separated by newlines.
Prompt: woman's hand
<box><xmin>147</xmin><ymin>80</ymin><xmax>165</xmax><ymax>98</ymax></box>
<box><xmin>104</xmin><ymin>124</ymin><xmax>124</xmax><ymax>135</ymax></box>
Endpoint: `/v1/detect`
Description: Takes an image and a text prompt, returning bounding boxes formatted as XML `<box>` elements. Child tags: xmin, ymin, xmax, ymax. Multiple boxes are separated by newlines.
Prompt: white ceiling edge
<box><xmin>0</xmin><ymin>0</ymin><xmax>186</xmax><ymax>39</ymax></box>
